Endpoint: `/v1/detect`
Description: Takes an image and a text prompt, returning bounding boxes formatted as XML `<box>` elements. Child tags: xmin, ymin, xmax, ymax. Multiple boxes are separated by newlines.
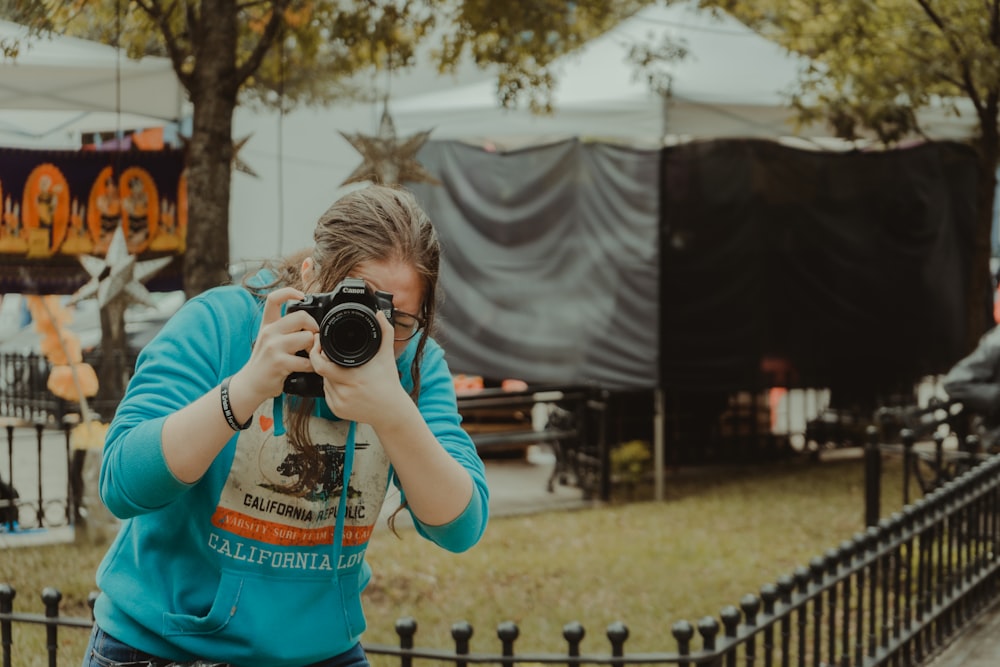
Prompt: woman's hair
<box><xmin>246</xmin><ymin>184</ymin><xmax>441</xmax><ymax>527</ymax></box>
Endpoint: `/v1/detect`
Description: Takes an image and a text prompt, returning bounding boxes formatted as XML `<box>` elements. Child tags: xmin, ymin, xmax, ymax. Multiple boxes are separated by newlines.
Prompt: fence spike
<box><xmin>776</xmin><ymin>574</ymin><xmax>794</xmax><ymax>604</ymax></box>
<box><xmin>809</xmin><ymin>555</ymin><xmax>826</xmax><ymax>584</ymax></box>
<box><xmin>824</xmin><ymin>547</ymin><xmax>840</xmax><ymax>576</ymax></box>
<box><xmin>606</xmin><ymin>621</ymin><xmax>628</xmax><ymax>657</ymax></box>
<box><xmin>395</xmin><ymin>616</ymin><xmax>417</xmax><ymax>648</ymax></box>
<box><xmin>760</xmin><ymin>583</ymin><xmax>778</xmax><ymax>615</ymax></box>
<box><xmin>497</xmin><ymin>620</ymin><xmax>519</xmax><ymax>667</ymax></box>
<box><xmin>0</xmin><ymin>584</ymin><xmax>13</xmax><ymax>667</ymax></box>
<box><xmin>740</xmin><ymin>594</ymin><xmax>760</xmax><ymax>626</ymax></box>
<box><xmin>563</xmin><ymin>620</ymin><xmax>585</xmax><ymax>653</ymax></box>
<box><xmin>720</xmin><ymin>606</ymin><xmax>740</xmax><ymax>638</ymax></box>
<box><xmin>793</xmin><ymin>565</ymin><xmax>811</xmax><ymax>594</ymax></box>
<box><xmin>41</xmin><ymin>587</ymin><xmax>61</xmax><ymax>614</ymax></box>
<box><xmin>0</xmin><ymin>585</ymin><xmax>13</xmax><ymax>607</ymax></box>
<box><xmin>41</xmin><ymin>587</ymin><xmax>61</xmax><ymax>667</ymax></box>
<box><xmin>672</xmin><ymin>619</ymin><xmax>693</xmax><ymax>655</ymax></box>
<box><xmin>451</xmin><ymin>621</ymin><xmax>472</xmax><ymax>643</ymax></box>
<box><xmin>452</xmin><ymin>620</ymin><xmax>472</xmax><ymax>661</ymax></box>
<box><xmin>697</xmin><ymin>616</ymin><xmax>719</xmax><ymax>651</ymax></box>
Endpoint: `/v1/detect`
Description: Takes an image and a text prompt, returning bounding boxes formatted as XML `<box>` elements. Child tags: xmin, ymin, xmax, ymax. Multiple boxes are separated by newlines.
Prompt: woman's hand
<box><xmin>309</xmin><ymin>312</ymin><xmax>409</xmax><ymax>426</ymax></box>
<box><xmin>234</xmin><ymin>287</ymin><xmax>319</xmax><ymax>405</ymax></box>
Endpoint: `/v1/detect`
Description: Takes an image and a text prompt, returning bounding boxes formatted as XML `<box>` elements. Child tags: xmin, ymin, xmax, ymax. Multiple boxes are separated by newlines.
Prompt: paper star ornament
<box><xmin>68</xmin><ymin>226</ymin><xmax>173</xmax><ymax>309</ymax></box>
<box><xmin>232</xmin><ymin>135</ymin><xmax>259</xmax><ymax>178</ymax></box>
<box><xmin>339</xmin><ymin>107</ymin><xmax>440</xmax><ymax>187</ymax></box>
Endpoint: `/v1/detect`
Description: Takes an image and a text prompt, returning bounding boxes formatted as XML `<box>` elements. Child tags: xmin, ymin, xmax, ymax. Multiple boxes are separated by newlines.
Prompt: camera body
<box><xmin>282</xmin><ymin>277</ymin><xmax>394</xmax><ymax>396</ymax></box>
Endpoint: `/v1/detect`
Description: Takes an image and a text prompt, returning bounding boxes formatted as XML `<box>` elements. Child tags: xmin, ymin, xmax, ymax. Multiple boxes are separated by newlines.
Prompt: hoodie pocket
<box><xmin>161</xmin><ymin>571</ymin><xmax>243</xmax><ymax>637</ymax></box>
<box><xmin>159</xmin><ymin>569</ymin><xmax>364</xmax><ymax>662</ymax></box>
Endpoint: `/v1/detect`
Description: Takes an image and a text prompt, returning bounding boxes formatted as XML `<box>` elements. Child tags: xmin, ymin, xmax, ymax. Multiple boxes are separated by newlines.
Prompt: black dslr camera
<box><xmin>282</xmin><ymin>277</ymin><xmax>394</xmax><ymax>396</ymax></box>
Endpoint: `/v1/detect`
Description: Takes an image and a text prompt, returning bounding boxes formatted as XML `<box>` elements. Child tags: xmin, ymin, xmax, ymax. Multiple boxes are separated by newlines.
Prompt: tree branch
<box><xmin>133</xmin><ymin>0</ymin><xmax>195</xmax><ymax>91</ymax></box>
<box><xmin>234</xmin><ymin>1</ymin><xmax>291</xmax><ymax>85</ymax></box>
<box><xmin>912</xmin><ymin>0</ymin><xmax>984</xmax><ymax>116</ymax></box>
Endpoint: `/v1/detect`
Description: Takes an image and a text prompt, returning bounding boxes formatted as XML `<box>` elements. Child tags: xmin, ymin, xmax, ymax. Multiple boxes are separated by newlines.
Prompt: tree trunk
<box><xmin>181</xmin><ymin>0</ymin><xmax>241</xmax><ymax>298</ymax></box>
<box><xmin>96</xmin><ymin>296</ymin><xmax>128</xmax><ymax>416</ymax></box>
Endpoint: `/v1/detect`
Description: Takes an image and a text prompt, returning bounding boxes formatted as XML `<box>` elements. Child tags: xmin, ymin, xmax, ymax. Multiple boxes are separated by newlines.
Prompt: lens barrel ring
<box><xmin>319</xmin><ymin>303</ymin><xmax>382</xmax><ymax>367</ymax></box>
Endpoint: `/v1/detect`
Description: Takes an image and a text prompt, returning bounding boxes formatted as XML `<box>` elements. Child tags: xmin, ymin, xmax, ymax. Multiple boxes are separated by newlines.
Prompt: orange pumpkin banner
<box><xmin>0</xmin><ymin>147</ymin><xmax>187</xmax><ymax>261</ymax></box>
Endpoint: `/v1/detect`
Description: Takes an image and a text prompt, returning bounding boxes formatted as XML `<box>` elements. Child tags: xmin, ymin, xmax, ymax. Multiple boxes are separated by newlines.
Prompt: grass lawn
<box><xmin>0</xmin><ymin>450</ymin><xmax>911</xmax><ymax>667</ymax></box>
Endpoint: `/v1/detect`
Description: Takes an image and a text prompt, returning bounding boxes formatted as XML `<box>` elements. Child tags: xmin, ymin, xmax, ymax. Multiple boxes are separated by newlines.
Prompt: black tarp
<box><xmin>660</xmin><ymin>139</ymin><xmax>980</xmax><ymax>405</ymax></box>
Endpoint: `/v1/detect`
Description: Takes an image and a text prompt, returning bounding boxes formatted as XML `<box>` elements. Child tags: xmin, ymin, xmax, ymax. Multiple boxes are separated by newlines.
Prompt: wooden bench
<box><xmin>457</xmin><ymin>385</ymin><xmax>607</xmax><ymax>498</ymax></box>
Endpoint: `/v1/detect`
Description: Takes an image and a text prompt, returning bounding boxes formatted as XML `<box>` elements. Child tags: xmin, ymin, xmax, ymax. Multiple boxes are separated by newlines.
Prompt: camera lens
<box><xmin>319</xmin><ymin>305</ymin><xmax>381</xmax><ymax>367</ymax></box>
<box><xmin>333</xmin><ymin>316</ymin><xmax>369</xmax><ymax>356</ymax></box>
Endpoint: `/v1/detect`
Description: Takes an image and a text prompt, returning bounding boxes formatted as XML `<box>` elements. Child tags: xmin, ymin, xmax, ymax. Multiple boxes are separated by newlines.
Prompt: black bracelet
<box><xmin>220</xmin><ymin>376</ymin><xmax>252</xmax><ymax>431</ymax></box>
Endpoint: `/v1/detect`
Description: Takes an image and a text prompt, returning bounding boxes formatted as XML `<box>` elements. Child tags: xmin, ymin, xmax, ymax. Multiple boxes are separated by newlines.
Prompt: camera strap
<box><xmin>271</xmin><ymin>396</ymin><xmax>286</xmax><ymax>437</ymax></box>
<box><xmin>332</xmin><ymin>421</ymin><xmax>356</xmax><ymax>559</ymax></box>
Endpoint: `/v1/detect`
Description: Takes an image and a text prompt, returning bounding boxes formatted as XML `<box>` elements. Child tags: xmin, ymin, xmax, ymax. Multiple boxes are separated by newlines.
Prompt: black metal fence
<box><xmin>864</xmin><ymin>425</ymin><xmax>991</xmax><ymax>529</ymax></box>
<box><xmin>1</xmin><ymin>422</ymin><xmax>78</xmax><ymax>532</ymax></box>
<box><xmin>0</xmin><ymin>351</ymin><xmax>136</xmax><ymax>426</ymax></box>
<box><xmin>4</xmin><ymin>448</ymin><xmax>1000</xmax><ymax>667</ymax></box>
<box><xmin>0</xmin><ymin>352</ymin><xmax>65</xmax><ymax>425</ymax></box>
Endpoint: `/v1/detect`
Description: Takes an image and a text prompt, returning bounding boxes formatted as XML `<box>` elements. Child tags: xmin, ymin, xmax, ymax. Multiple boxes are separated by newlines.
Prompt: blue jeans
<box><xmin>82</xmin><ymin>625</ymin><xmax>371</xmax><ymax>667</ymax></box>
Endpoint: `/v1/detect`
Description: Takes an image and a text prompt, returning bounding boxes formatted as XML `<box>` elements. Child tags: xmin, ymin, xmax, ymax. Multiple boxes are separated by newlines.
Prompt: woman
<box><xmin>83</xmin><ymin>184</ymin><xmax>489</xmax><ymax>667</ymax></box>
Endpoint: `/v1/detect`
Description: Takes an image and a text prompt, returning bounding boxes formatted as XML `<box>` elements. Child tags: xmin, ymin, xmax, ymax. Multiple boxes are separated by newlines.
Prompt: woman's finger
<box><xmin>261</xmin><ymin>287</ymin><xmax>305</xmax><ymax>326</ymax></box>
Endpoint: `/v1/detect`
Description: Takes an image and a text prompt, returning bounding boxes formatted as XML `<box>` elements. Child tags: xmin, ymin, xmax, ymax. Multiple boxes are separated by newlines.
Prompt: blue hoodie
<box><xmin>92</xmin><ymin>282</ymin><xmax>489</xmax><ymax>667</ymax></box>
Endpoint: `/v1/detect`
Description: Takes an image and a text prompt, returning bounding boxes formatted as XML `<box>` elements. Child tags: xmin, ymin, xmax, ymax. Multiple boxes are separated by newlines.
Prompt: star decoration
<box><xmin>176</xmin><ymin>133</ymin><xmax>259</xmax><ymax>178</ymax></box>
<box><xmin>67</xmin><ymin>226</ymin><xmax>173</xmax><ymax>309</ymax></box>
<box><xmin>339</xmin><ymin>106</ymin><xmax>440</xmax><ymax>187</ymax></box>
<box><xmin>232</xmin><ymin>135</ymin><xmax>259</xmax><ymax>178</ymax></box>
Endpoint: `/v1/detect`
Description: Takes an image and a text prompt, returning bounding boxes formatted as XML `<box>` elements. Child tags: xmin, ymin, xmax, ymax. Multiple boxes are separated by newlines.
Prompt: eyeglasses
<box><xmin>391</xmin><ymin>309</ymin><xmax>425</xmax><ymax>341</ymax></box>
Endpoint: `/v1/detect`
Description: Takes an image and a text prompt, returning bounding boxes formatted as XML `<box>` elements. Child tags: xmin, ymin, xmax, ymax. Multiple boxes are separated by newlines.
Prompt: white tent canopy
<box><xmin>388</xmin><ymin>1</ymin><xmax>814</xmax><ymax>146</ymax></box>
<box><xmin>0</xmin><ymin>20</ymin><xmax>185</xmax><ymax>145</ymax></box>
<box><xmin>388</xmin><ymin>0</ymin><xmax>976</xmax><ymax>147</ymax></box>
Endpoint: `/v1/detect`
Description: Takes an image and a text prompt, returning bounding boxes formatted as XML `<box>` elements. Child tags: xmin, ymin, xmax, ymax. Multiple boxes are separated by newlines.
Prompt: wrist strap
<box><xmin>220</xmin><ymin>376</ymin><xmax>252</xmax><ymax>431</ymax></box>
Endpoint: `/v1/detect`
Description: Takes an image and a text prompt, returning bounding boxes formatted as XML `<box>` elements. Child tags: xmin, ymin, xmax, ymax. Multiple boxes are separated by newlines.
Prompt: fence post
<box><xmin>498</xmin><ymin>621</ymin><xmax>519</xmax><ymax>667</ymax></box>
<box><xmin>395</xmin><ymin>617</ymin><xmax>416</xmax><ymax>667</ymax></box>
<box><xmin>33</xmin><ymin>423</ymin><xmax>45</xmax><ymax>527</ymax></box>
<box><xmin>563</xmin><ymin>621</ymin><xmax>584</xmax><ymax>667</ymax></box>
<box><xmin>60</xmin><ymin>420</ymin><xmax>74</xmax><ymax>526</ymax></box>
<box><xmin>901</xmin><ymin>429</ymin><xmax>915</xmax><ymax>505</ymax></box>
<box><xmin>864</xmin><ymin>426</ymin><xmax>881</xmax><ymax>527</ymax></box>
<box><xmin>697</xmin><ymin>616</ymin><xmax>719</xmax><ymax>656</ymax></box>
<box><xmin>934</xmin><ymin>431</ymin><xmax>945</xmax><ymax>484</ymax></box>
<box><xmin>452</xmin><ymin>621</ymin><xmax>472</xmax><ymax>667</ymax></box>
<box><xmin>740</xmin><ymin>594</ymin><xmax>760</xmax><ymax>667</ymax></box>
<box><xmin>42</xmin><ymin>587</ymin><xmax>60</xmax><ymax>667</ymax></box>
<box><xmin>2</xmin><ymin>425</ymin><xmax>14</xmax><ymax>532</ymax></box>
<box><xmin>606</xmin><ymin>622</ymin><xmax>628</xmax><ymax>665</ymax></box>
<box><xmin>1</xmin><ymin>584</ymin><xmax>14</xmax><ymax>667</ymax></box>
<box><xmin>672</xmin><ymin>620</ymin><xmax>693</xmax><ymax>667</ymax></box>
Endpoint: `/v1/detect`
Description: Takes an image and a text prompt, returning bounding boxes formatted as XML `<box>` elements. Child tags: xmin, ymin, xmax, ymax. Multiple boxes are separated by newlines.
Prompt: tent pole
<box><xmin>654</xmin><ymin>387</ymin><xmax>665</xmax><ymax>501</ymax></box>
<box><xmin>655</xmin><ymin>92</ymin><xmax>666</xmax><ymax>500</ymax></box>
<box><xmin>659</xmin><ymin>91</ymin><xmax>669</xmax><ymax>145</ymax></box>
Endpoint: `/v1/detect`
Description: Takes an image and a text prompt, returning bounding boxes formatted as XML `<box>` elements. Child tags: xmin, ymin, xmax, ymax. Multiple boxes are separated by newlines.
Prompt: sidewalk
<box><xmin>924</xmin><ymin>600</ymin><xmax>1000</xmax><ymax>667</ymax></box>
<box><xmin>379</xmin><ymin>445</ymin><xmax>596</xmax><ymax>531</ymax></box>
